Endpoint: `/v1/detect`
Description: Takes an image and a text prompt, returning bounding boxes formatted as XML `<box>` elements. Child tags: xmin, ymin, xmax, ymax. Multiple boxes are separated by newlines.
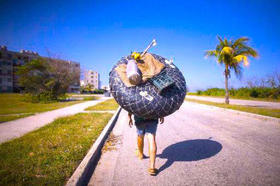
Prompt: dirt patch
<box><xmin>102</xmin><ymin>134</ymin><xmax>122</xmax><ymax>152</ymax></box>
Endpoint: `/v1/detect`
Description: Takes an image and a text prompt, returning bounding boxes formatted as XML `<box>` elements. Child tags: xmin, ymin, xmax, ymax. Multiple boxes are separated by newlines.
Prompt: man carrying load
<box><xmin>128</xmin><ymin>113</ymin><xmax>164</xmax><ymax>176</ymax></box>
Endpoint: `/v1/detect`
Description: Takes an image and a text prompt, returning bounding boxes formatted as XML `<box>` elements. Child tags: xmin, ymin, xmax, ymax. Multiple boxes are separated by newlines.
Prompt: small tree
<box><xmin>205</xmin><ymin>36</ymin><xmax>258</xmax><ymax>104</ymax></box>
<box><xmin>17</xmin><ymin>58</ymin><xmax>75</xmax><ymax>102</ymax></box>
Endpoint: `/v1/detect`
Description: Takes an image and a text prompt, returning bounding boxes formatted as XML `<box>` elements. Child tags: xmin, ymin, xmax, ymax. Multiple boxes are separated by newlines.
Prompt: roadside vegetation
<box><xmin>188</xmin><ymin>88</ymin><xmax>280</xmax><ymax>102</ymax></box>
<box><xmin>0</xmin><ymin>112</ymin><xmax>113</xmax><ymax>185</ymax></box>
<box><xmin>86</xmin><ymin>98</ymin><xmax>119</xmax><ymax>111</ymax></box>
<box><xmin>16</xmin><ymin>58</ymin><xmax>79</xmax><ymax>103</ymax></box>
<box><xmin>186</xmin><ymin>98</ymin><xmax>280</xmax><ymax>118</ymax></box>
<box><xmin>0</xmin><ymin>94</ymin><xmax>98</xmax><ymax>123</ymax></box>
<box><xmin>188</xmin><ymin>71</ymin><xmax>280</xmax><ymax>102</ymax></box>
<box><xmin>79</xmin><ymin>84</ymin><xmax>105</xmax><ymax>94</ymax></box>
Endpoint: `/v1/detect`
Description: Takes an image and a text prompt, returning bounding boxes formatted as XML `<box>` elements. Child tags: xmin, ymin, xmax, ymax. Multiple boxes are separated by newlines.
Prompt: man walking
<box><xmin>128</xmin><ymin>113</ymin><xmax>164</xmax><ymax>176</ymax></box>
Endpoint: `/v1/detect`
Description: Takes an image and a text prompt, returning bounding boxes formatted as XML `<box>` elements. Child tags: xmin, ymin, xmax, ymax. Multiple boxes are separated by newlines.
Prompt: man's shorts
<box><xmin>135</xmin><ymin>120</ymin><xmax>158</xmax><ymax>136</ymax></box>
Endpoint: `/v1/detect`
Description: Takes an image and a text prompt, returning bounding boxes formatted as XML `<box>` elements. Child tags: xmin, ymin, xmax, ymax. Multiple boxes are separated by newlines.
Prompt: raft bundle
<box><xmin>109</xmin><ymin>40</ymin><xmax>187</xmax><ymax>119</ymax></box>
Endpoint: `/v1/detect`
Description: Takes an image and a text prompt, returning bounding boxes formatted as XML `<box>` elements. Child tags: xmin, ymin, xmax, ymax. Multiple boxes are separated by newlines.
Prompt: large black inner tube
<box><xmin>109</xmin><ymin>53</ymin><xmax>187</xmax><ymax>119</ymax></box>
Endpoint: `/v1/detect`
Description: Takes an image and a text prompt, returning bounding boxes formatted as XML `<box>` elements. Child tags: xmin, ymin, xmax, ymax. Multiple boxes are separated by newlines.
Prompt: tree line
<box><xmin>193</xmin><ymin>72</ymin><xmax>280</xmax><ymax>99</ymax></box>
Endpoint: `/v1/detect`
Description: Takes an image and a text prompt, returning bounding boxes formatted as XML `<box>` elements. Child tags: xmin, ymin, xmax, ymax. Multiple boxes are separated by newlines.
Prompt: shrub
<box><xmin>196</xmin><ymin>87</ymin><xmax>280</xmax><ymax>100</ymax></box>
<box><xmin>249</xmin><ymin>89</ymin><xmax>259</xmax><ymax>98</ymax></box>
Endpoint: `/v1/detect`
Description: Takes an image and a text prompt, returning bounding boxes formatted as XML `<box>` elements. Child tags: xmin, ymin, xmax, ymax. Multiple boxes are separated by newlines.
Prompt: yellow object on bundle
<box><xmin>131</xmin><ymin>52</ymin><xmax>141</xmax><ymax>60</ymax></box>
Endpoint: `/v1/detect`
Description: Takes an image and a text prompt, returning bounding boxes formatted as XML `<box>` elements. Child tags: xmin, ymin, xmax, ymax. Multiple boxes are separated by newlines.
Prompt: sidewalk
<box><xmin>186</xmin><ymin>95</ymin><xmax>280</xmax><ymax>109</ymax></box>
<box><xmin>0</xmin><ymin>97</ymin><xmax>111</xmax><ymax>144</ymax></box>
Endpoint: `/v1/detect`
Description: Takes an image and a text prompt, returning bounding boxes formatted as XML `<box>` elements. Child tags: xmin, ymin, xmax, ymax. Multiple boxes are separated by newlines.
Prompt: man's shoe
<box><xmin>148</xmin><ymin>168</ymin><xmax>158</xmax><ymax>176</ymax></box>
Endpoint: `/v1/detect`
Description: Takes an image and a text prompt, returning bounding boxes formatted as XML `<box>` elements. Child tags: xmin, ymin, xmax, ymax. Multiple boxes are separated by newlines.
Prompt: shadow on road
<box><xmin>158</xmin><ymin>139</ymin><xmax>222</xmax><ymax>173</ymax></box>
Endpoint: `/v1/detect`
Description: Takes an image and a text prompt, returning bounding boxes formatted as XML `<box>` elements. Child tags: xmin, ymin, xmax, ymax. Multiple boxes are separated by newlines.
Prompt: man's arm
<box><xmin>128</xmin><ymin>113</ymin><xmax>133</xmax><ymax>127</ymax></box>
<box><xmin>159</xmin><ymin>117</ymin><xmax>164</xmax><ymax>124</ymax></box>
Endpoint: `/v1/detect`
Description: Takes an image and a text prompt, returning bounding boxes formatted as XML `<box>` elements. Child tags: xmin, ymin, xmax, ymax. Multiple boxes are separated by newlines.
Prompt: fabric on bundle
<box><xmin>114</xmin><ymin>53</ymin><xmax>165</xmax><ymax>87</ymax></box>
<box><xmin>110</xmin><ymin>53</ymin><xmax>187</xmax><ymax>119</ymax></box>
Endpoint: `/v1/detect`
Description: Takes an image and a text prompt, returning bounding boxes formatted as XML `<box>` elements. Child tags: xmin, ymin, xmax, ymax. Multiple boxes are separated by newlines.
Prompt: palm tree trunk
<box><xmin>225</xmin><ymin>65</ymin><xmax>230</xmax><ymax>104</ymax></box>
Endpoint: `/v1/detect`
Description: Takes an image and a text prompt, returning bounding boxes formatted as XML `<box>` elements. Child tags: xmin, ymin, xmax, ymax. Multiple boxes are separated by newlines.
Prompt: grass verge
<box><xmin>186</xmin><ymin>98</ymin><xmax>280</xmax><ymax>118</ymax></box>
<box><xmin>186</xmin><ymin>93</ymin><xmax>280</xmax><ymax>102</ymax></box>
<box><xmin>0</xmin><ymin>114</ymin><xmax>34</xmax><ymax>123</ymax></box>
<box><xmin>85</xmin><ymin>99</ymin><xmax>119</xmax><ymax>111</ymax></box>
<box><xmin>0</xmin><ymin>94</ymin><xmax>88</xmax><ymax>123</ymax></box>
<box><xmin>0</xmin><ymin>112</ymin><xmax>113</xmax><ymax>185</ymax></box>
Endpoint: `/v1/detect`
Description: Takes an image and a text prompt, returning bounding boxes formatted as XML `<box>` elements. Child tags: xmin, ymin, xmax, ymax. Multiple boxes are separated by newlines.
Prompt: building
<box><xmin>0</xmin><ymin>45</ymin><xmax>80</xmax><ymax>93</ymax></box>
<box><xmin>80</xmin><ymin>80</ymin><xmax>85</xmax><ymax>87</ymax></box>
<box><xmin>84</xmin><ymin>70</ymin><xmax>100</xmax><ymax>89</ymax></box>
<box><xmin>0</xmin><ymin>46</ymin><xmax>39</xmax><ymax>92</ymax></box>
<box><xmin>0</xmin><ymin>46</ymin><xmax>13</xmax><ymax>92</ymax></box>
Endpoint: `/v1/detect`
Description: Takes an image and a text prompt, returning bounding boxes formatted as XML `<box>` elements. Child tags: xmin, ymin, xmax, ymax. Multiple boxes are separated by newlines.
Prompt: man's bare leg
<box><xmin>147</xmin><ymin>133</ymin><xmax>157</xmax><ymax>169</ymax></box>
<box><xmin>136</xmin><ymin>135</ymin><xmax>144</xmax><ymax>159</ymax></box>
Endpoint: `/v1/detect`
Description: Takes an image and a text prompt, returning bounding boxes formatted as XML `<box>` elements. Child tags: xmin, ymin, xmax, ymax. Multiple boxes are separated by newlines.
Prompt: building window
<box><xmin>7</xmin><ymin>78</ymin><xmax>11</xmax><ymax>82</ymax></box>
<box><xmin>0</xmin><ymin>78</ymin><xmax>2</xmax><ymax>84</ymax></box>
<box><xmin>0</xmin><ymin>52</ymin><xmax>2</xmax><ymax>58</ymax></box>
<box><xmin>7</xmin><ymin>70</ymin><xmax>11</xmax><ymax>75</ymax></box>
<box><xmin>8</xmin><ymin>54</ymin><xmax>12</xmax><ymax>60</ymax></box>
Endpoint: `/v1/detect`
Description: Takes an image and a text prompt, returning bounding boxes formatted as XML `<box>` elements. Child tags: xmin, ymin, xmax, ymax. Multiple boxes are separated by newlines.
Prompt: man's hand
<box><xmin>159</xmin><ymin>117</ymin><xmax>164</xmax><ymax>124</ymax></box>
<box><xmin>129</xmin><ymin>118</ymin><xmax>133</xmax><ymax>128</ymax></box>
<box><xmin>128</xmin><ymin>113</ymin><xmax>133</xmax><ymax>128</ymax></box>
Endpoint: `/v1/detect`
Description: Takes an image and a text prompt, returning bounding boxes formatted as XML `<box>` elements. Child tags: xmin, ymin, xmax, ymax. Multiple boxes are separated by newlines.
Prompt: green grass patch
<box><xmin>0</xmin><ymin>94</ymin><xmax>85</xmax><ymax>123</ymax></box>
<box><xmin>0</xmin><ymin>112</ymin><xmax>113</xmax><ymax>185</ymax></box>
<box><xmin>186</xmin><ymin>93</ymin><xmax>280</xmax><ymax>102</ymax></box>
<box><xmin>85</xmin><ymin>99</ymin><xmax>119</xmax><ymax>111</ymax></box>
<box><xmin>81</xmin><ymin>96</ymin><xmax>100</xmax><ymax>101</ymax></box>
<box><xmin>66</xmin><ymin>93</ymin><xmax>100</xmax><ymax>101</ymax></box>
<box><xmin>187</xmin><ymin>92</ymin><xmax>198</xmax><ymax>96</ymax></box>
<box><xmin>186</xmin><ymin>98</ymin><xmax>280</xmax><ymax>118</ymax></box>
<box><xmin>0</xmin><ymin>114</ymin><xmax>34</xmax><ymax>123</ymax></box>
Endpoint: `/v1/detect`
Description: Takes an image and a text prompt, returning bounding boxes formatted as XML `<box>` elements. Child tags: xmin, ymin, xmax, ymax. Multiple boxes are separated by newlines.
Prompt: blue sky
<box><xmin>0</xmin><ymin>0</ymin><xmax>279</xmax><ymax>91</ymax></box>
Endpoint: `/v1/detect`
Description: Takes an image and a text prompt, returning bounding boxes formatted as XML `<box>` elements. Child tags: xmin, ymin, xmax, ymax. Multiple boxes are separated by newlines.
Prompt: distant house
<box><xmin>84</xmin><ymin>70</ymin><xmax>100</xmax><ymax>89</ymax></box>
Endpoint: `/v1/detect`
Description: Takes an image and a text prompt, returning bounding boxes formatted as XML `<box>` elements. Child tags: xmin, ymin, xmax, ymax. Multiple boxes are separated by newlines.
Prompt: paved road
<box><xmin>186</xmin><ymin>95</ymin><xmax>280</xmax><ymax>109</ymax></box>
<box><xmin>89</xmin><ymin>101</ymin><xmax>280</xmax><ymax>186</ymax></box>
<box><xmin>0</xmin><ymin>97</ymin><xmax>110</xmax><ymax>144</ymax></box>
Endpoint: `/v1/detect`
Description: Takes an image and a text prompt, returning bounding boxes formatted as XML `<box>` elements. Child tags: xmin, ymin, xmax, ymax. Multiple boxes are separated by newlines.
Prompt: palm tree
<box><xmin>205</xmin><ymin>36</ymin><xmax>258</xmax><ymax>104</ymax></box>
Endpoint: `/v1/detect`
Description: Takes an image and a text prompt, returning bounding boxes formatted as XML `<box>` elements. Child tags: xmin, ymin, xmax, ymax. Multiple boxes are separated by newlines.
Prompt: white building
<box><xmin>80</xmin><ymin>80</ymin><xmax>85</xmax><ymax>87</ymax></box>
<box><xmin>84</xmin><ymin>70</ymin><xmax>99</xmax><ymax>89</ymax></box>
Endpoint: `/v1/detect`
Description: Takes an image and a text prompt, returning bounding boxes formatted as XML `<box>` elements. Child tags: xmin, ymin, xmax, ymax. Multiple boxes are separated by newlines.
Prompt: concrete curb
<box><xmin>188</xmin><ymin>101</ymin><xmax>280</xmax><ymax>124</ymax></box>
<box><xmin>66</xmin><ymin>107</ymin><xmax>122</xmax><ymax>186</ymax></box>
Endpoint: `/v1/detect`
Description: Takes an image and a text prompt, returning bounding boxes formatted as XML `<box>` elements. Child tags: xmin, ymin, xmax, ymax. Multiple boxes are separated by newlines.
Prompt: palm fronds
<box><xmin>205</xmin><ymin>36</ymin><xmax>258</xmax><ymax>78</ymax></box>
